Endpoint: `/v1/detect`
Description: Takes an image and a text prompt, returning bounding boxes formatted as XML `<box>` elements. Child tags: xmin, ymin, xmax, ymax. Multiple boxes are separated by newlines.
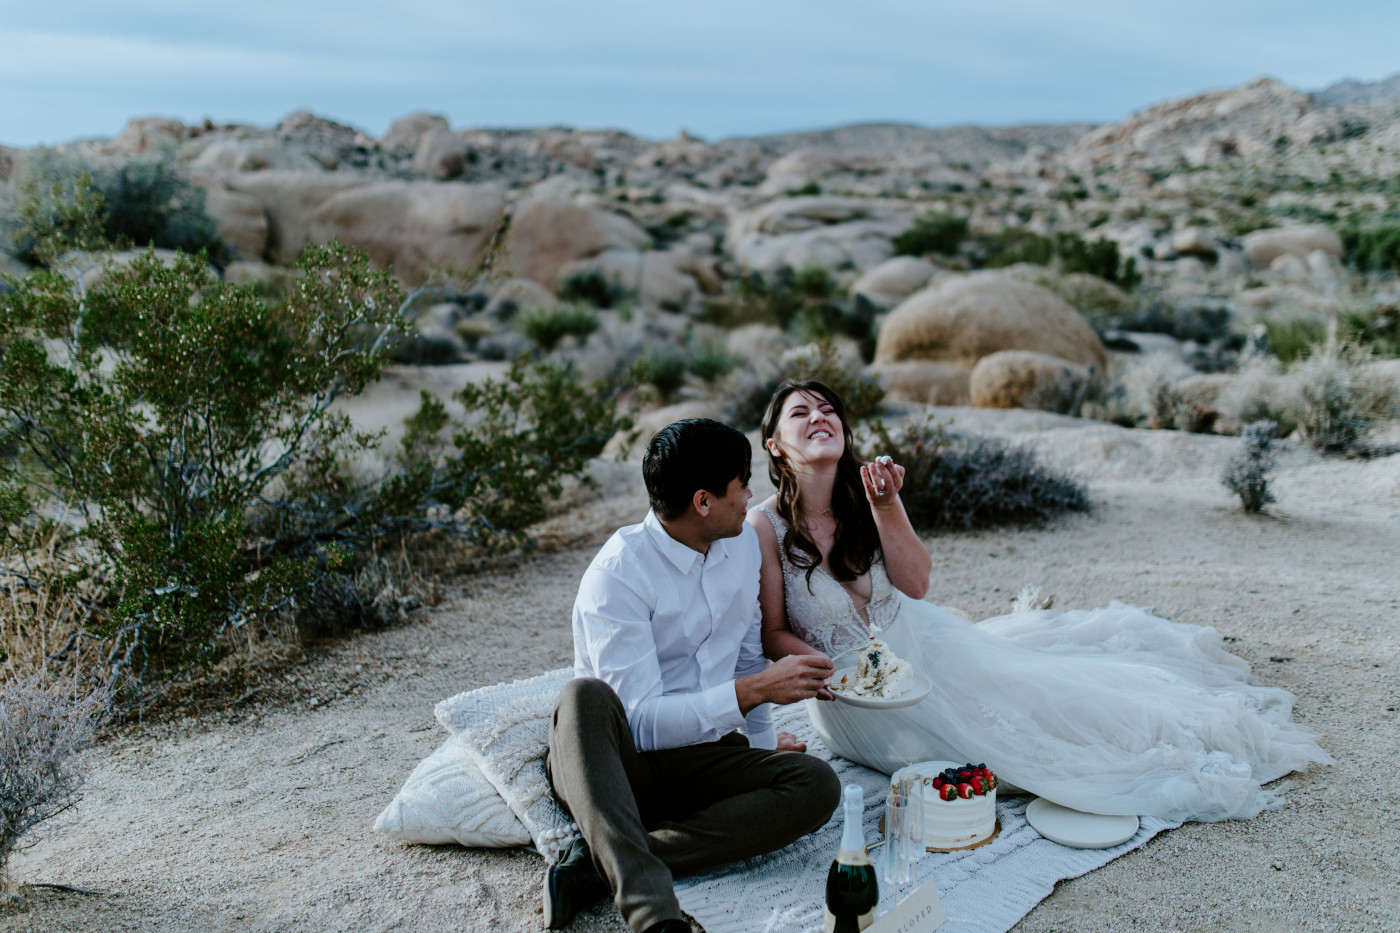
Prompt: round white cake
<box><xmin>893</xmin><ymin>759</ymin><xmax>998</xmax><ymax>851</ymax></box>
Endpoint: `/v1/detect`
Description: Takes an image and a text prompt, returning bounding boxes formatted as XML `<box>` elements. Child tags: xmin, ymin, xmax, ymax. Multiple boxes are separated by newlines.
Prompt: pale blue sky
<box><xmin>3</xmin><ymin>1</ymin><xmax>1398</xmax><ymax>147</ymax></box>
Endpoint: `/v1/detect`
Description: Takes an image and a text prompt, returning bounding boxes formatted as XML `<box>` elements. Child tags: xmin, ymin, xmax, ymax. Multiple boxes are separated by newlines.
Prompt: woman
<box><xmin>746</xmin><ymin>378</ymin><xmax>1331</xmax><ymax>822</ymax></box>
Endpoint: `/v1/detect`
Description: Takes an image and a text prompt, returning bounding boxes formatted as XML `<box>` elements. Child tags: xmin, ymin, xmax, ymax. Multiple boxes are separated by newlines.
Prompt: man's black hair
<box><xmin>643</xmin><ymin>419</ymin><xmax>752</xmax><ymax>521</ymax></box>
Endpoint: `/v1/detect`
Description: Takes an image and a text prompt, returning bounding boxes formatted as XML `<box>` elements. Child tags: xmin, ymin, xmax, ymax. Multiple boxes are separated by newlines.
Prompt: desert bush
<box><xmin>3</xmin><ymin>181</ymin><xmax>627</xmax><ymax>707</ymax></box>
<box><xmin>2</xmin><ymin>179</ymin><xmax>408</xmax><ymax>697</ymax></box>
<box><xmin>859</xmin><ymin>417</ymin><xmax>1089</xmax><ymax>531</ymax></box>
<box><xmin>792</xmin><ymin>265</ymin><xmax>838</xmax><ymax>301</ymax></box>
<box><xmin>557</xmin><ymin>269</ymin><xmax>633</xmax><ymax>309</ymax></box>
<box><xmin>1083</xmin><ymin>354</ymin><xmax>1201</xmax><ymax>430</ymax></box>
<box><xmin>1338</xmin><ymin>307</ymin><xmax>1400</xmax><ymax>359</ymax></box>
<box><xmin>1338</xmin><ymin>223</ymin><xmax>1400</xmax><ymax>273</ymax></box>
<box><xmin>1056</xmin><ymin>233</ymin><xmax>1141</xmax><ymax>289</ymax></box>
<box><xmin>295</xmin><ymin>549</ymin><xmax>442</xmax><ymax>641</ymax></box>
<box><xmin>630</xmin><ymin>348</ymin><xmax>688</xmax><ymax>401</ymax></box>
<box><xmin>980</xmin><ymin>228</ymin><xmax>1055</xmax><ymax>268</ymax></box>
<box><xmin>1263</xmin><ymin>317</ymin><xmax>1327</xmax><ymax>364</ymax></box>
<box><xmin>1216</xmin><ymin>348</ymin><xmax>1389</xmax><ymax>453</ymax></box>
<box><xmin>1222</xmin><ymin>420</ymin><xmax>1279</xmax><ymax>513</ymax></box>
<box><xmin>1263</xmin><ymin>310</ymin><xmax>1399</xmax><ymax>366</ymax></box>
<box><xmin>726</xmin><ymin>268</ymin><xmax>805</xmax><ymax>330</ymax></box>
<box><xmin>707</xmin><ymin>266</ymin><xmax>877</xmax><ymax>358</ymax></box>
<box><xmin>12</xmin><ymin>156</ymin><xmax>226</xmax><ymax>266</ymax></box>
<box><xmin>0</xmin><ymin>674</ymin><xmax>108</xmax><ymax>882</ymax></box>
<box><xmin>513</xmin><ymin>304</ymin><xmax>599</xmax><ymax>351</ymax></box>
<box><xmin>893</xmin><ymin>213</ymin><xmax>968</xmax><ymax>257</ymax></box>
<box><xmin>1106</xmin><ymin>298</ymin><xmax>1233</xmax><ymax>346</ymax></box>
<box><xmin>980</xmin><ymin>230</ymin><xmax>1139</xmax><ymax>289</ymax></box>
<box><xmin>687</xmin><ymin>336</ymin><xmax>738</xmax><ymax>384</ymax></box>
<box><xmin>725</xmin><ymin>339</ymin><xmax>884</xmax><ymax>431</ymax></box>
<box><xmin>1290</xmin><ymin>351</ymin><xmax>1372</xmax><ymax>453</ymax></box>
<box><xmin>362</xmin><ymin>357</ymin><xmax>630</xmax><ymax>551</ymax></box>
<box><xmin>1216</xmin><ymin>356</ymin><xmax>1297</xmax><ymax>436</ymax></box>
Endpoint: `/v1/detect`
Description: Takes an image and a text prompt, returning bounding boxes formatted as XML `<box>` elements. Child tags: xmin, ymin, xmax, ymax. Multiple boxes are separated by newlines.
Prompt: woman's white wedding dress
<box><xmin>758</xmin><ymin>507</ymin><xmax>1331</xmax><ymax>822</ymax></box>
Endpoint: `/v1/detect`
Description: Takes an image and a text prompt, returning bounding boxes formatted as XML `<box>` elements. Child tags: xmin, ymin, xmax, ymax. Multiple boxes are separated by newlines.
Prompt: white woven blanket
<box><xmin>438</xmin><ymin>671</ymin><xmax>1179</xmax><ymax>933</ymax></box>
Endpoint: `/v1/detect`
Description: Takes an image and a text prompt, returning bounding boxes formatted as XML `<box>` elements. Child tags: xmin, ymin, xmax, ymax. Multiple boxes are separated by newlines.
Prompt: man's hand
<box><xmin>736</xmin><ymin>654</ymin><xmax>835</xmax><ymax>714</ymax></box>
<box><xmin>775</xmin><ymin>732</ymin><xmax>807</xmax><ymax>753</ymax></box>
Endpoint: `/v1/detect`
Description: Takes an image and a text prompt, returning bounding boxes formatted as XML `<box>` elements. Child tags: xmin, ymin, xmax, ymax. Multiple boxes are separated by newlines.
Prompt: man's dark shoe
<box><xmin>542</xmin><ymin>837</ymin><xmax>609</xmax><ymax>929</ymax></box>
<box><xmin>642</xmin><ymin>921</ymin><xmax>690</xmax><ymax>933</ymax></box>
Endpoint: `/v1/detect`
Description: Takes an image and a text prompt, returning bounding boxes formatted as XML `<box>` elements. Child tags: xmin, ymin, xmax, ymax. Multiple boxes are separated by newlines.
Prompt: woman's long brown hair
<box><xmin>760</xmin><ymin>379</ymin><xmax>880</xmax><ymax>588</ymax></box>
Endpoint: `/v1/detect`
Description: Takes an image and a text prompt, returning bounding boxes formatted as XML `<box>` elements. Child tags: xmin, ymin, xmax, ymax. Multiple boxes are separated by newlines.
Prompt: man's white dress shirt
<box><xmin>572</xmin><ymin>510</ymin><xmax>776</xmax><ymax>752</ymax></box>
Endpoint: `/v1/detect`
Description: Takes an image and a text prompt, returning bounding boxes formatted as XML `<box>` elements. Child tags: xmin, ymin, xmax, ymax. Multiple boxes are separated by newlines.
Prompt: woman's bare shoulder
<box><xmin>746</xmin><ymin>497</ymin><xmax>783</xmax><ymax>544</ymax></box>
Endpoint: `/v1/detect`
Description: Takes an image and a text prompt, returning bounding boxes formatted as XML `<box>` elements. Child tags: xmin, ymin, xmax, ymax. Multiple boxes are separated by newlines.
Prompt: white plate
<box><xmin>1025</xmin><ymin>797</ymin><xmax>1140</xmax><ymax>849</ymax></box>
<box><xmin>828</xmin><ymin>668</ymin><xmax>932</xmax><ymax>710</ymax></box>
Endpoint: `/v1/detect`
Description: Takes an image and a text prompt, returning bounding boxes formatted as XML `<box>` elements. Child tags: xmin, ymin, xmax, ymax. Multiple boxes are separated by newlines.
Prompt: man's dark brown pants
<box><xmin>546</xmin><ymin>677</ymin><xmax>841</xmax><ymax>933</ymax></box>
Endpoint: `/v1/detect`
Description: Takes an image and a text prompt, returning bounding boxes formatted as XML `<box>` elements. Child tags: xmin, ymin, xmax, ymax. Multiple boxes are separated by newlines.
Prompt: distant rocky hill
<box><xmin>721</xmin><ymin>122</ymin><xmax>1096</xmax><ymax>170</ymax></box>
<box><xmin>1316</xmin><ymin>72</ymin><xmax>1400</xmax><ymax>106</ymax></box>
<box><xmin>3</xmin><ymin>74</ymin><xmax>1399</xmax><ymax>401</ymax></box>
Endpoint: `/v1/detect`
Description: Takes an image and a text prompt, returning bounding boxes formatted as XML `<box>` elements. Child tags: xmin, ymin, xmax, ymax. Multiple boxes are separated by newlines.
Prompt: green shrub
<box><xmin>688</xmin><ymin>337</ymin><xmax>738</xmax><ymax>383</ymax></box>
<box><xmin>630</xmin><ymin>348</ymin><xmax>688</xmax><ymax>400</ymax></box>
<box><xmin>726</xmin><ymin>339</ymin><xmax>884</xmax><ymax>431</ymax></box>
<box><xmin>706</xmin><ymin>266</ymin><xmax>879</xmax><ymax>358</ymax></box>
<box><xmin>365</xmin><ymin>357</ymin><xmax>630</xmax><ymax>550</ymax></box>
<box><xmin>982</xmin><ymin>229</ymin><xmax>1055</xmax><ymax>268</ymax></box>
<box><xmin>1109</xmin><ymin>299</ymin><xmax>1233</xmax><ymax>345</ymax></box>
<box><xmin>792</xmin><ymin>265</ymin><xmax>838</xmax><ymax>301</ymax></box>
<box><xmin>1339</xmin><ymin>307</ymin><xmax>1400</xmax><ymax>358</ymax></box>
<box><xmin>732</xmin><ymin>269</ymin><xmax>805</xmax><ymax>329</ymax></box>
<box><xmin>1</xmin><ymin>182</ymin><xmax>629</xmax><ymax>707</ymax></box>
<box><xmin>514</xmin><ymin>304</ymin><xmax>599</xmax><ymax>351</ymax></box>
<box><xmin>1056</xmin><ymin>232</ymin><xmax>1141</xmax><ymax>289</ymax></box>
<box><xmin>12</xmin><ymin>156</ymin><xmax>226</xmax><ymax>265</ymax></box>
<box><xmin>1</xmin><ymin>180</ymin><xmax>406</xmax><ymax>697</ymax></box>
<box><xmin>979</xmin><ymin>230</ymin><xmax>1139</xmax><ymax>288</ymax></box>
<box><xmin>1263</xmin><ymin>318</ymin><xmax>1327</xmax><ymax>364</ymax></box>
<box><xmin>859</xmin><ymin>417</ymin><xmax>1089</xmax><ymax>531</ymax></box>
<box><xmin>893</xmin><ymin>213</ymin><xmax>968</xmax><ymax>257</ymax></box>
<box><xmin>557</xmin><ymin>269</ymin><xmax>633</xmax><ymax>309</ymax></box>
<box><xmin>1339</xmin><ymin>224</ymin><xmax>1400</xmax><ymax>273</ymax></box>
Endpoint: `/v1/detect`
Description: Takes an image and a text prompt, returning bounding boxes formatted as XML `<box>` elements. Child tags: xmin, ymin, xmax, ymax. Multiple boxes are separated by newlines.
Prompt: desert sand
<box><xmin>3</xmin><ymin>405</ymin><xmax>1398</xmax><ymax>933</ymax></box>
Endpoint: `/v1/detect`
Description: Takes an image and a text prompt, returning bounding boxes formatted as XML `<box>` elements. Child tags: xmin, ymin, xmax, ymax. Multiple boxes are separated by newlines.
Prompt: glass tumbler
<box><xmin>884</xmin><ymin>780</ymin><xmax>922</xmax><ymax>886</ymax></box>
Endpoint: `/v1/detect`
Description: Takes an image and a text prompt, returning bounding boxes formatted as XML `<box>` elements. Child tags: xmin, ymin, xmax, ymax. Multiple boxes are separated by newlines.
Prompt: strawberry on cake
<box><xmin>894</xmin><ymin>760</ymin><xmax>999</xmax><ymax>851</ymax></box>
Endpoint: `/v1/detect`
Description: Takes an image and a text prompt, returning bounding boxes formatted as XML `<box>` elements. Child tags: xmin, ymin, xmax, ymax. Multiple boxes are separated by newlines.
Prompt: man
<box><xmin>544</xmin><ymin>419</ymin><xmax>840</xmax><ymax>933</ymax></box>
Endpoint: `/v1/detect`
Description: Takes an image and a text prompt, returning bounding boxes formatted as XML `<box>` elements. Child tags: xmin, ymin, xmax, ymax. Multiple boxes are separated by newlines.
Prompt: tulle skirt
<box><xmin>806</xmin><ymin>597</ymin><xmax>1332</xmax><ymax>822</ymax></box>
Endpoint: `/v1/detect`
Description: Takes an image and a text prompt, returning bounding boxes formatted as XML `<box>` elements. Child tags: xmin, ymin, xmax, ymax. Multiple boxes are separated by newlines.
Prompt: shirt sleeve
<box><xmin>733</xmin><ymin>547</ymin><xmax>776</xmax><ymax>750</ymax></box>
<box><xmin>574</xmin><ymin>564</ymin><xmax>748</xmax><ymax>752</ymax></box>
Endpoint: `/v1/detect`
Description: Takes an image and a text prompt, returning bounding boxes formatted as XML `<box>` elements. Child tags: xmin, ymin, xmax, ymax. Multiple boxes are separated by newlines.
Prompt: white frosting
<box><xmin>893</xmin><ymin>760</ymin><xmax>996</xmax><ymax>850</ymax></box>
<box><xmin>837</xmin><ymin>639</ymin><xmax>911</xmax><ymax>699</ymax></box>
<box><xmin>921</xmin><ymin>790</ymin><xmax>995</xmax><ymax>849</ymax></box>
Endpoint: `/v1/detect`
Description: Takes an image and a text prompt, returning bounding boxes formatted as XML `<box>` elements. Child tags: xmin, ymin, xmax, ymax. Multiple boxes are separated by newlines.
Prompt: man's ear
<box><xmin>691</xmin><ymin>488</ymin><xmax>710</xmax><ymax>517</ymax></box>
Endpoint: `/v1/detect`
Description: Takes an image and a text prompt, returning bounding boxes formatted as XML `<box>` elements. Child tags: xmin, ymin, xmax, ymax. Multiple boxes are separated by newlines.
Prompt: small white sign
<box><xmin>870</xmin><ymin>879</ymin><xmax>946</xmax><ymax>933</ymax></box>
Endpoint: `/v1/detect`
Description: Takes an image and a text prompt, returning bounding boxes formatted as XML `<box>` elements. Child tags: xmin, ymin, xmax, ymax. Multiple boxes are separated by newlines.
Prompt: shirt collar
<box><xmin>644</xmin><ymin>509</ymin><xmax>726</xmax><ymax>574</ymax></box>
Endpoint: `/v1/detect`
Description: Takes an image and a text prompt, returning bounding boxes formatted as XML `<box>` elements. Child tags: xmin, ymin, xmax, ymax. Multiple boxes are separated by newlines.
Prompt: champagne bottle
<box><xmin>825</xmin><ymin>783</ymin><xmax>878</xmax><ymax>933</ymax></box>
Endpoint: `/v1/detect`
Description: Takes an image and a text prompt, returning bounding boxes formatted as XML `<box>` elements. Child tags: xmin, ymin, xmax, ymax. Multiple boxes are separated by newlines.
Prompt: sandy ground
<box><xmin>3</xmin><ymin>404</ymin><xmax>1398</xmax><ymax>933</ymax></box>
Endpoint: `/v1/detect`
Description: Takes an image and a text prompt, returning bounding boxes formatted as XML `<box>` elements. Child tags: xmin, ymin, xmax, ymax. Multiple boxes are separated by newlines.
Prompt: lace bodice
<box><xmin>758</xmin><ymin>506</ymin><xmax>901</xmax><ymax>658</ymax></box>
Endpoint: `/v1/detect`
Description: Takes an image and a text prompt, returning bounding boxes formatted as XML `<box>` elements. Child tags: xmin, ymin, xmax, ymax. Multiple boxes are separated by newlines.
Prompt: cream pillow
<box><xmin>374</xmin><ymin>733</ymin><xmax>530</xmax><ymax>847</ymax></box>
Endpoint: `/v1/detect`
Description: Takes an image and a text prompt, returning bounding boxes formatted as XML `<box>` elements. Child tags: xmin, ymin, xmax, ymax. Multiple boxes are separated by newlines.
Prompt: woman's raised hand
<box><xmin>860</xmin><ymin>455</ymin><xmax>905</xmax><ymax>509</ymax></box>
